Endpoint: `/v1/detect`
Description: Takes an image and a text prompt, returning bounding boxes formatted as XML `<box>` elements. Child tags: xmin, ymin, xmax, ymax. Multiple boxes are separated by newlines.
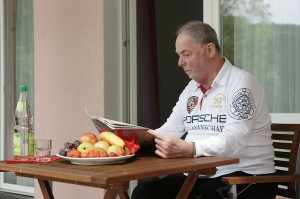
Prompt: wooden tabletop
<box><xmin>0</xmin><ymin>154</ymin><xmax>239</xmax><ymax>199</ymax></box>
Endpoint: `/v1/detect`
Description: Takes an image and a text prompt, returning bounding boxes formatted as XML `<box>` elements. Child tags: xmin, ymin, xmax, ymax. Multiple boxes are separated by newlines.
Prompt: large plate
<box><xmin>56</xmin><ymin>154</ymin><xmax>134</xmax><ymax>165</ymax></box>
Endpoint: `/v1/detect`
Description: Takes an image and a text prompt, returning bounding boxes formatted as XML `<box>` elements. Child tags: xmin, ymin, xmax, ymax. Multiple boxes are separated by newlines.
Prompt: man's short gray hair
<box><xmin>176</xmin><ymin>20</ymin><xmax>221</xmax><ymax>53</ymax></box>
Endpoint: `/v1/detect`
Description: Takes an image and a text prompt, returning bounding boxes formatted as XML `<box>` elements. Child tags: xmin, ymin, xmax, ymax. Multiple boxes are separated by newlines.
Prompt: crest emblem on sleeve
<box><xmin>229</xmin><ymin>88</ymin><xmax>256</xmax><ymax>120</ymax></box>
<box><xmin>187</xmin><ymin>96</ymin><xmax>199</xmax><ymax>114</ymax></box>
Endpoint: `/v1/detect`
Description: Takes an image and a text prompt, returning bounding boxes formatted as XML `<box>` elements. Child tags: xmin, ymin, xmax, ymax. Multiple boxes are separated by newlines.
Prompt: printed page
<box><xmin>85</xmin><ymin>106</ymin><xmax>153</xmax><ymax>144</ymax></box>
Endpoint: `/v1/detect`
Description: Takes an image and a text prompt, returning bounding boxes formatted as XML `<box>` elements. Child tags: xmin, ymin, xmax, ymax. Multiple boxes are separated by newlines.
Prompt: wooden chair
<box><xmin>222</xmin><ymin>123</ymin><xmax>300</xmax><ymax>199</ymax></box>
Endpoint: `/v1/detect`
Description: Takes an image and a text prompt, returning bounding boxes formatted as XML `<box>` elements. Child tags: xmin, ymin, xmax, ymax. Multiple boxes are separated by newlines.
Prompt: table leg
<box><xmin>118</xmin><ymin>190</ymin><xmax>130</xmax><ymax>199</ymax></box>
<box><xmin>103</xmin><ymin>189</ymin><xmax>130</xmax><ymax>199</ymax></box>
<box><xmin>103</xmin><ymin>189</ymin><xmax>117</xmax><ymax>199</ymax></box>
<box><xmin>38</xmin><ymin>179</ymin><xmax>54</xmax><ymax>199</ymax></box>
<box><xmin>176</xmin><ymin>170</ymin><xmax>201</xmax><ymax>199</ymax></box>
<box><xmin>103</xmin><ymin>181</ymin><xmax>130</xmax><ymax>199</ymax></box>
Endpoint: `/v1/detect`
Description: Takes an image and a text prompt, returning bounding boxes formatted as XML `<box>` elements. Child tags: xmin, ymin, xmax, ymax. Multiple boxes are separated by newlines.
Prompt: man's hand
<box><xmin>147</xmin><ymin>129</ymin><xmax>194</xmax><ymax>158</ymax></box>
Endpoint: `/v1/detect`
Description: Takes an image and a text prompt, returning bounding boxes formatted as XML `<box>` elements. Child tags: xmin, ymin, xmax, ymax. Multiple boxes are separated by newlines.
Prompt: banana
<box><xmin>99</xmin><ymin>131</ymin><xmax>125</xmax><ymax>148</ymax></box>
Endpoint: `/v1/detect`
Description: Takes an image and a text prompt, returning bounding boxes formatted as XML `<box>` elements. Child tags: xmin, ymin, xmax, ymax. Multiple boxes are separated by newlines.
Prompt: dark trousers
<box><xmin>131</xmin><ymin>171</ymin><xmax>278</xmax><ymax>199</ymax></box>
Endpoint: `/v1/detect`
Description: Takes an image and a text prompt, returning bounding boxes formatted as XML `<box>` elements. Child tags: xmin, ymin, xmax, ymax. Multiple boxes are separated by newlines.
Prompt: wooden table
<box><xmin>0</xmin><ymin>154</ymin><xmax>239</xmax><ymax>199</ymax></box>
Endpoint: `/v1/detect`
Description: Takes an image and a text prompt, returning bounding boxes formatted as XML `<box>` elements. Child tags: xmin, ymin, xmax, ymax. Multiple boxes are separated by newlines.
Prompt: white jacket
<box><xmin>157</xmin><ymin>58</ymin><xmax>275</xmax><ymax>177</ymax></box>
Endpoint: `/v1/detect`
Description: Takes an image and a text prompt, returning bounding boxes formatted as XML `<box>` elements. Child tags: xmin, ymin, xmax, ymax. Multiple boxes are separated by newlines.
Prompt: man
<box><xmin>132</xmin><ymin>21</ymin><xmax>277</xmax><ymax>199</ymax></box>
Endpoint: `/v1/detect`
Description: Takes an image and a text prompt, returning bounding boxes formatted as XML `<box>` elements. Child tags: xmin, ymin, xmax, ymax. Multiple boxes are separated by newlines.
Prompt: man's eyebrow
<box><xmin>176</xmin><ymin>49</ymin><xmax>187</xmax><ymax>54</ymax></box>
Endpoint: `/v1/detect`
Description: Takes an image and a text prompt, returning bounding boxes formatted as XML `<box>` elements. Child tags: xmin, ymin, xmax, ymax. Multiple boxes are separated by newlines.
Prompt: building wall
<box><xmin>34</xmin><ymin>0</ymin><xmax>105</xmax><ymax>198</ymax></box>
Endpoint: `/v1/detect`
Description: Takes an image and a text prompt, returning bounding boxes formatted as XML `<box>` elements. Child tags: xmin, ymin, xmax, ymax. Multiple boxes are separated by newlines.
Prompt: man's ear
<box><xmin>206</xmin><ymin>43</ymin><xmax>216</xmax><ymax>58</ymax></box>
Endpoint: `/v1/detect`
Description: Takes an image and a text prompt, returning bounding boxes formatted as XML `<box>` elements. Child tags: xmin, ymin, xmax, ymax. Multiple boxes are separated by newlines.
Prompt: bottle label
<box><xmin>29</xmin><ymin>130</ymin><xmax>34</xmax><ymax>155</ymax></box>
<box><xmin>17</xmin><ymin>101</ymin><xmax>24</xmax><ymax>112</ymax></box>
<box><xmin>13</xmin><ymin>131</ymin><xmax>21</xmax><ymax>156</ymax></box>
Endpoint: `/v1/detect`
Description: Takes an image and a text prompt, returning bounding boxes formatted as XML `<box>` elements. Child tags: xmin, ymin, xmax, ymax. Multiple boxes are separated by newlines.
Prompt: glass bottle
<box><xmin>13</xmin><ymin>85</ymin><xmax>34</xmax><ymax>157</ymax></box>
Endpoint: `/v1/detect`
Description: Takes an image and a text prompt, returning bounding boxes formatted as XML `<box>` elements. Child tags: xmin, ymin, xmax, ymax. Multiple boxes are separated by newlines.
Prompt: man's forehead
<box><xmin>175</xmin><ymin>35</ymin><xmax>197</xmax><ymax>53</ymax></box>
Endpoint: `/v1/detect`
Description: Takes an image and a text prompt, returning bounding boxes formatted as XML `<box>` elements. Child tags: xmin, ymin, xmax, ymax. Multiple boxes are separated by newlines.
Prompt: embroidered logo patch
<box><xmin>212</xmin><ymin>93</ymin><xmax>225</xmax><ymax>109</ymax></box>
<box><xmin>187</xmin><ymin>96</ymin><xmax>199</xmax><ymax>114</ymax></box>
<box><xmin>229</xmin><ymin>88</ymin><xmax>256</xmax><ymax>120</ymax></box>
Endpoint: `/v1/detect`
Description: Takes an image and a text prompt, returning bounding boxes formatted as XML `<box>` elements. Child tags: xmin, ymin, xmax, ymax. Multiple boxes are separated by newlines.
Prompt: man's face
<box><xmin>175</xmin><ymin>33</ymin><xmax>210</xmax><ymax>83</ymax></box>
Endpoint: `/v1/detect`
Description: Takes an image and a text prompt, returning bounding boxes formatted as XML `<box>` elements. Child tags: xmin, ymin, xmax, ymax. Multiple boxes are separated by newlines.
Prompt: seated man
<box><xmin>132</xmin><ymin>20</ymin><xmax>277</xmax><ymax>199</ymax></box>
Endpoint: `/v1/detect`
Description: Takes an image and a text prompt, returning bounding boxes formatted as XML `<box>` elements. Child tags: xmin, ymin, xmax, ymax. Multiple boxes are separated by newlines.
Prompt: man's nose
<box><xmin>178</xmin><ymin>57</ymin><xmax>185</xmax><ymax>67</ymax></box>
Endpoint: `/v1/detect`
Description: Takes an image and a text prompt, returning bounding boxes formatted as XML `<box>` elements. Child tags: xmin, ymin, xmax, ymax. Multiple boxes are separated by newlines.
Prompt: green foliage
<box><xmin>221</xmin><ymin>0</ymin><xmax>300</xmax><ymax>112</ymax></box>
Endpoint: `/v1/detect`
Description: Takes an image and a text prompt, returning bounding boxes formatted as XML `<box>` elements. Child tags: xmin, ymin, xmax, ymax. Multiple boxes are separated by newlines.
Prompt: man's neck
<box><xmin>201</xmin><ymin>57</ymin><xmax>224</xmax><ymax>89</ymax></box>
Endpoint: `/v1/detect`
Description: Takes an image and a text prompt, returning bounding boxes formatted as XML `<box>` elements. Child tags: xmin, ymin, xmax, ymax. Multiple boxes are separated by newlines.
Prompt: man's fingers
<box><xmin>147</xmin><ymin>129</ymin><xmax>160</xmax><ymax>138</ymax></box>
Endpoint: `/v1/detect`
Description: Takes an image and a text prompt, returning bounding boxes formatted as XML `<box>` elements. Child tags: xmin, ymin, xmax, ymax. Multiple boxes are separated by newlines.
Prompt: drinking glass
<box><xmin>35</xmin><ymin>139</ymin><xmax>52</xmax><ymax>161</ymax></box>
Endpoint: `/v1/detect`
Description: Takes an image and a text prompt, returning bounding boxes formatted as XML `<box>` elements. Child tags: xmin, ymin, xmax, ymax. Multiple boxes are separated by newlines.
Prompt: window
<box><xmin>218</xmin><ymin>1</ymin><xmax>300</xmax><ymax>195</ymax></box>
<box><xmin>0</xmin><ymin>0</ymin><xmax>34</xmax><ymax>196</ymax></box>
<box><xmin>220</xmin><ymin>0</ymin><xmax>300</xmax><ymax>113</ymax></box>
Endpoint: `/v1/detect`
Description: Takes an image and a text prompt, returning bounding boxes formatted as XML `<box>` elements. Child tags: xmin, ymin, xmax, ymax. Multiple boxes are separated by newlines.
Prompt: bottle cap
<box><xmin>19</xmin><ymin>85</ymin><xmax>28</xmax><ymax>92</ymax></box>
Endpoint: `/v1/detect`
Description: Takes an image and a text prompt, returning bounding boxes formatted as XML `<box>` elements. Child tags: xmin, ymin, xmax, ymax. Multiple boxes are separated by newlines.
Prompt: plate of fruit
<box><xmin>57</xmin><ymin>131</ymin><xmax>139</xmax><ymax>165</ymax></box>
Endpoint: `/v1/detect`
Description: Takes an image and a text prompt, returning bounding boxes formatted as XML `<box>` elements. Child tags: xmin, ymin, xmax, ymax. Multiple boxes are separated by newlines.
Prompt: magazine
<box><xmin>85</xmin><ymin>107</ymin><xmax>153</xmax><ymax>143</ymax></box>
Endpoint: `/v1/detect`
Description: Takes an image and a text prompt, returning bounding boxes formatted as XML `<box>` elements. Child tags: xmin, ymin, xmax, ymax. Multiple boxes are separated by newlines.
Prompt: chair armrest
<box><xmin>222</xmin><ymin>174</ymin><xmax>300</xmax><ymax>185</ymax></box>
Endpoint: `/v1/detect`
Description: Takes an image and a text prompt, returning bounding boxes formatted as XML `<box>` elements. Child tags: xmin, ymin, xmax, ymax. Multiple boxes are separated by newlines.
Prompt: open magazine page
<box><xmin>85</xmin><ymin>107</ymin><xmax>154</xmax><ymax>143</ymax></box>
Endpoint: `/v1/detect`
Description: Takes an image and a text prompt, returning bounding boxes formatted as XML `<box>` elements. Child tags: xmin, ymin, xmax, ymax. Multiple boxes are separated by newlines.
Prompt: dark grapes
<box><xmin>74</xmin><ymin>140</ymin><xmax>81</xmax><ymax>148</ymax></box>
<box><xmin>59</xmin><ymin>140</ymin><xmax>81</xmax><ymax>156</ymax></box>
<box><xmin>68</xmin><ymin>143</ymin><xmax>75</xmax><ymax>150</ymax></box>
<box><xmin>59</xmin><ymin>139</ymin><xmax>83</xmax><ymax>156</ymax></box>
<box><xmin>58</xmin><ymin>149</ymin><xmax>65</xmax><ymax>155</ymax></box>
<box><xmin>59</xmin><ymin>149</ymin><xmax>64</xmax><ymax>155</ymax></box>
<box><xmin>61</xmin><ymin>150</ymin><xmax>68</xmax><ymax>156</ymax></box>
<box><xmin>64</xmin><ymin>142</ymin><xmax>70</xmax><ymax>149</ymax></box>
<box><xmin>59</xmin><ymin>148</ymin><xmax>69</xmax><ymax>156</ymax></box>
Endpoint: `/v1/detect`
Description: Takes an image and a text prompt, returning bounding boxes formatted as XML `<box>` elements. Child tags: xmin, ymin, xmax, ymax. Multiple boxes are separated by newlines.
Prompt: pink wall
<box><xmin>34</xmin><ymin>0</ymin><xmax>105</xmax><ymax>198</ymax></box>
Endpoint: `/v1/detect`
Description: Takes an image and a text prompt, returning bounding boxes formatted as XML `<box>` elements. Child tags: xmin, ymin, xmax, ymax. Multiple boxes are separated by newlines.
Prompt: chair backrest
<box><xmin>271</xmin><ymin>123</ymin><xmax>300</xmax><ymax>198</ymax></box>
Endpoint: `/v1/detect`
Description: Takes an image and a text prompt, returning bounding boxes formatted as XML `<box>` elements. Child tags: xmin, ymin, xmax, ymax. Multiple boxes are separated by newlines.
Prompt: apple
<box><xmin>99</xmin><ymin>151</ymin><xmax>108</xmax><ymax>157</ymax></box>
<box><xmin>81</xmin><ymin>149</ymin><xmax>100</xmax><ymax>158</ymax></box>
<box><xmin>107</xmin><ymin>145</ymin><xmax>125</xmax><ymax>156</ymax></box>
<box><xmin>94</xmin><ymin>140</ymin><xmax>110</xmax><ymax>152</ymax></box>
<box><xmin>77</xmin><ymin>142</ymin><xmax>95</xmax><ymax>153</ymax></box>
<box><xmin>81</xmin><ymin>151</ymin><xmax>89</xmax><ymax>158</ymax></box>
<box><xmin>106</xmin><ymin>145</ymin><xmax>119</xmax><ymax>154</ymax></box>
<box><xmin>108</xmin><ymin>152</ymin><xmax>117</xmax><ymax>157</ymax></box>
<box><xmin>116</xmin><ymin>147</ymin><xmax>126</xmax><ymax>156</ymax></box>
<box><xmin>67</xmin><ymin>149</ymin><xmax>81</xmax><ymax>158</ymax></box>
<box><xmin>80</xmin><ymin>132</ymin><xmax>98</xmax><ymax>145</ymax></box>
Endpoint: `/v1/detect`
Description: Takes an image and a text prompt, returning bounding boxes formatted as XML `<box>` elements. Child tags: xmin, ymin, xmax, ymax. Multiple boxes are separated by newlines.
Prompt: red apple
<box><xmin>81</xmin><ymin>149</ymin><xmax>101</xmax><ymax>158</ymax></box>
<box><xmin>99</xmin><ymin>151</ymin><xmax>108</xmax><ymax>157</ymax></box>
<box><xmin>80</xmin><ymin>132</ymin><xmax>98</xmax><ymax>145</ymax></box>
<box><xmin>108</xmin><ymin>152</ymin><xmax>117</xmax><ymax>157</ymax></box>
<box><xmin>116</xmin><ymin>147</ymin><xmax>126</xmax><ymax>156</ymax></box>
<box><xmin>67</xmin><ymin>149</ymin><xmax>81</xmax><ymax>158</ymax></box>
<box><xmin>88</xmin><ymin>149</ymin><xmax>100</xmax><ymax>158</ymax></box>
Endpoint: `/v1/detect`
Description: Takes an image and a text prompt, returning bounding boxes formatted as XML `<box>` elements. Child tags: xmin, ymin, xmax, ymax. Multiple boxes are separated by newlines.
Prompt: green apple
<box><xmin>107</xmin><ymin>145</ymin><xmax>125</xmax><ymax>156</ymax></box>
<box><xmin>107</xmin><ymin>145</ymin><xmax>120</xmax><ymax>154</ymax></box>
<box><xmin>77</xmin><ymin>142</ymin><xmax>94</xmax><ymax>152</ymax></box>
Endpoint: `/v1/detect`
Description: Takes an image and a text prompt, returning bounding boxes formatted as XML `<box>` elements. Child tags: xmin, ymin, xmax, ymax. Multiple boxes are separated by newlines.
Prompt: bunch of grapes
<box><xmin>58</xmin><ymin>140</ymin><xmax>81</xmax><ymax>156</ymax></box>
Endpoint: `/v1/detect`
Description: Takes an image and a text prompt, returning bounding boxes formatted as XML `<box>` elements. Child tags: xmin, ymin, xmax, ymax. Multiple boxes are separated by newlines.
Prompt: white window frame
<box><xmin>103</xmin><ymin>0</ymin><xmax>137</xmax><ymax>195</ymax></box>
<box><xmin>0</xmin><ymin>0</ymin><xmax>34</xmax><ymax>196</ymax></box>
<box><xmin>103</xmin><ymin>0</ymin><xmax>137</xmax><ymax>123</ymax></box>
<box><xmin>203</xmin><ymin>0</ymin><xmax>220</xmax><ymax>40</ymax></box>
